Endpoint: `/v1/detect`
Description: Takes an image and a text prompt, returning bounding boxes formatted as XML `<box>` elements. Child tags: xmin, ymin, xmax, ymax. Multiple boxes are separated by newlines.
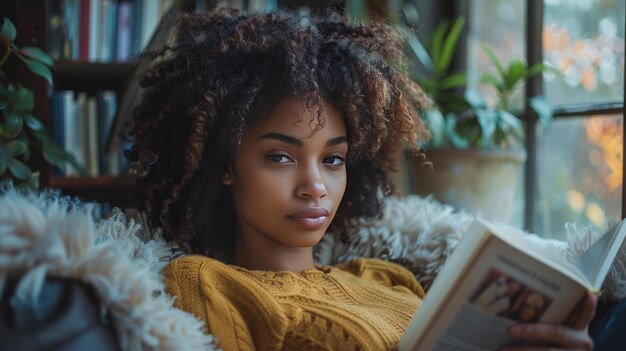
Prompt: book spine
<box><xmin>79</xmin><ymin>0</ymin><xmax>90</xmax><ymax>61</ymax></box>
<box><xmin>65</xmin><ymin>92</ymin><xmax>81</xmax><ymax>177</ymax></box>
<box><xmin>46</xmin><ymin>0</ymin><xmax>65</xmax><ymax>60</ymax></box>
<box><xmin>63</xmin><ymin>0</ymin><xmax>81</xmax><ymax>61</ymax></box>
<box><xmin>88</xmin><ymin>0</ymin><xmax>100</xmax><ymax>61</ymax></box>
<box><xmin>85</xmin><ymin>96</ymin><xmax>99</xmax><ymax>177</ymax></box>
<box><xmin>103</xmin><ymin>0</ymin><xmax>118</xmax><ymax>62</ymax></box>
<box><xmin>51</xmin><ymin>91</ymin><xmax>68</xmax><ymax>176</ymax></box>
<box><xmin>140</xmin><ymin>0</ymin><xmax>159</xmax><ymax>50</ymax></box>
<box><xmin>116</xmin><ymin>1</ymin><xmax>132</xmax><ymax>62</ymax></box>
<box><xmin>131</xmin><ymin>0</ymin><xmax>143</xmax><ymax>55</ymax></box>
<box><xmin>97</xmin><ymin>91</ymin><xmax>117</xmax><ymax>175</ymax></box>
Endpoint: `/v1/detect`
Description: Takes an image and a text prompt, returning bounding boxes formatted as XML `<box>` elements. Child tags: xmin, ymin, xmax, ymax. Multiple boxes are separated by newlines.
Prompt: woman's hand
<box><xmin>501</xmin><ymin>294</ymin><xmax>597</xmax><ymax>351</ymax></box>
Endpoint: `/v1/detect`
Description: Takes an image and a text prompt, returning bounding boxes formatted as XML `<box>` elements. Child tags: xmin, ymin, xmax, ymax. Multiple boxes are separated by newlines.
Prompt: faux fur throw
<box><xmin>0</xmin><ymin>189</ymin><xmax>217</xmax><ymax>351</ymax></box>
<box><xmin>1</xmin><ymin>188</ymin><xmax>626</xmax><ymax>351</ymax></box>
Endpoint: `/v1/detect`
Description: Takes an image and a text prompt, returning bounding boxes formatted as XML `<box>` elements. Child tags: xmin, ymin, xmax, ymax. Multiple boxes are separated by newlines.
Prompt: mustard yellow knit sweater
<box><xmin>162</xmin><ymin>255</ymin><xmax>424</xmax><ymax>351</ymax></box>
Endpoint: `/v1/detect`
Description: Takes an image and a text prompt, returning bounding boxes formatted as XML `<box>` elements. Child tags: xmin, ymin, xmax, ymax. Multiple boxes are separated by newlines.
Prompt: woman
<box><xmin>125</xmin><ymin>8</ymin><xmax>595</xmax><ymax>351</ymax></box>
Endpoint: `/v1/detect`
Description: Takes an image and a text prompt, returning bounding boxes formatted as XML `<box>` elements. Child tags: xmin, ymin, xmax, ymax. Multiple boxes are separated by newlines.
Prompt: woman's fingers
<box><xmin>570</xmin><ymin>294</ymin><xmax>597</xmax><ymax>330</ymax></box>
<box><xmin>506</xmin><ymin>323</ymin><xmax>593</xmax><ymax>350</ymax></box>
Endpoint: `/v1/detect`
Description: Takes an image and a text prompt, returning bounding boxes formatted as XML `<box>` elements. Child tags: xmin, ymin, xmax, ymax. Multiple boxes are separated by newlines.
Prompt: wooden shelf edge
<box><xmin>47</xmin><ymin>176</ymin><xmax>137</xmax><ymax>207</ymax></box>
<box><xmin>53</xmin><ymin>61</ymin><xmax>138</xmax><ymax>93</ymax></box>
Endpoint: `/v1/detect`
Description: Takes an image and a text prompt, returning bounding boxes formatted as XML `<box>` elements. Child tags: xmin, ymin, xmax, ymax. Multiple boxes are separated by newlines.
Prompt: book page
<box><xmin>401</xmin><ymin>230</ymin><xmax>587</xmax><ymax>351</ymax></box>
<box><xmin>575</xmin><ymin>218</ymin><xmax>626</xmax><ymax>288</ymax></box>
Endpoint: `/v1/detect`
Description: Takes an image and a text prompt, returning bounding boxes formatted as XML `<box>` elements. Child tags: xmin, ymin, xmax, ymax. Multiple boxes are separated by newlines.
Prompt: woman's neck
<box><xmin>233</xmin><ymin>229</ymin><xmax>316</xmax><ymax>272</ymax></box>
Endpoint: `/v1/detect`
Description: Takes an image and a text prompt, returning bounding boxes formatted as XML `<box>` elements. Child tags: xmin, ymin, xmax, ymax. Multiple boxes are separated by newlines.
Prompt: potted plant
<box><xmin>0</xmin><ymin>17</ymin><xmax>81</xmax><ymax>190</ymax></box>
<box><xmin>407</xmin><ymin>17</ymin><xmax>559</xmax><ymax>223</ymax></box>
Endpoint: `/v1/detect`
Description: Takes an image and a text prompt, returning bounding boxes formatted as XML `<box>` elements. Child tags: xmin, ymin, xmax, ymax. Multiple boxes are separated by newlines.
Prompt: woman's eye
<box><xmin>267</xmin><ymin>154</ymin><xmax>292</xmax><ymax>163</ymax></box>
<box><xmin>324</xmin><ymin>155</ymin><xmax>345</xmax><ymax>166</ymax></box>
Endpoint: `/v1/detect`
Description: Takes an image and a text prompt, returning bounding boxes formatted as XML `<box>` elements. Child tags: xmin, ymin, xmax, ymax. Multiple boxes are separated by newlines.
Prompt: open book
<box><xmin>398</xmin><ymin>218</ymin><xmax>626</xmax><ymax>351</ymax></box>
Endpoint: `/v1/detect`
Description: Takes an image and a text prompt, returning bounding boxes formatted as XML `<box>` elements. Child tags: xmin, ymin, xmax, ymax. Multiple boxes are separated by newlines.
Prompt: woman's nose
<box><xmin>296</xmin><ymin>164</ymin><xmax>327</xmax><ymax>199</ymax></box>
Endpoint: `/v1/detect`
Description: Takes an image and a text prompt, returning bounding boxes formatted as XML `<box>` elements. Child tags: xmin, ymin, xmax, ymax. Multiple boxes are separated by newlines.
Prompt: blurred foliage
<box><xmin>0</xmin><ymin>17</ymin><xmax>82</xmax><ymax>190</ymax></box>
<box><xmin>344</xmin><ymin>2</ymin><xmax>562</xmax><ymax>149</ymax></box>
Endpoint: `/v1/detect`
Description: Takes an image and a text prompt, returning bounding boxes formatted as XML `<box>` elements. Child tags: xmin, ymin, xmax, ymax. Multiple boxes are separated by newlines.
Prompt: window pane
<box><xmin>544</xmin><ymin>0</ymin><xmax>625</xmax><ymax>106</ymax></box>
<box><xmin>468</xmin><ymin>0</ymin><xmax>526</xmax><ymax>109</ymax></box>
<box><xmin>537</xmin><ymin>115</ymin><xmax>623</xmax><ymax>239</ymax></box>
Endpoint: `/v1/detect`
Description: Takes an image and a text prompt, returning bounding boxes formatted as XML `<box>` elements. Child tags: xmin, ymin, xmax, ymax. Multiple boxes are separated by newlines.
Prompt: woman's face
<box><xmin>224</xmin><ymin>98</ymin><xmax>348</xmax><ymax>249</ymax></box>
<box><xmin>519</xmin><ymin>293</ymin><xmax>545</xmax><ymax>322</ymax></box>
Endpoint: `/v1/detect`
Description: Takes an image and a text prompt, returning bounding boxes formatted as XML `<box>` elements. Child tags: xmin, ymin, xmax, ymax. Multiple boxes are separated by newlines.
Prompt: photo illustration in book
<box><xmin>470</xmin><ymin>268</ymin><xmax>552</xmax><ymax>323</ymax></box>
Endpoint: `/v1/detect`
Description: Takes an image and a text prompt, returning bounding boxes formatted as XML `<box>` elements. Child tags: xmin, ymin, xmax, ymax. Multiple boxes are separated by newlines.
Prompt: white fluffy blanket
<box><xmin>0</xmin><ymin>189</ymin><xmax>217</xmax><ymax>351</ymax></box>
<box><xmin>1</xmin><ymin>188</ymin><xmax>625</xmax><ymax>351</ymax></box>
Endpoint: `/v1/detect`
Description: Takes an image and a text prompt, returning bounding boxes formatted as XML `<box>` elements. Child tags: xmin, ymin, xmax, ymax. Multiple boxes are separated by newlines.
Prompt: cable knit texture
<box><xmin>162</xmin><ymin>255</ymin><xmax>424</xmax><ymax>351</ymax></box>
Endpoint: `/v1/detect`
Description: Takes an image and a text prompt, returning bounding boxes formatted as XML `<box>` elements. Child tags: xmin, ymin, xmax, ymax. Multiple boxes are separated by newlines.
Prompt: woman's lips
<box><xmin>287</xmin><ymin>207</ymin><xmax>329</xmax><ymax>229</ymax></box>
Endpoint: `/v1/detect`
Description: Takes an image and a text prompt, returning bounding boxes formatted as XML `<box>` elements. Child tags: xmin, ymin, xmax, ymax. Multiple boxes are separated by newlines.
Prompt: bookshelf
<box><xmin>0</xmin><ymin>0</ymin><xmax>171</xmax><ymax>207</ymax></box>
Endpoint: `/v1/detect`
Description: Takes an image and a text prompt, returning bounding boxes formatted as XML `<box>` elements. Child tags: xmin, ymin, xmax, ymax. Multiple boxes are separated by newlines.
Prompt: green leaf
<box><xmin>430</xmin><ymin>20</ymin><xmax>448</xmax><ymax>70</ymax></box>
<box><xmin>529</xmin><ymin>95</ymin><xmax>553</xmax><ymax>125</ymax></box>
<box><xmin>5</xmin><ymin>140</ymin><xmax>27</xmax><ymax>157</ymax></box>
<box><xmin>497</xmin><ymin>110</ymin><xmax>524</xmax><ymax>142</ymax></box>
<box><xmin>480</xmin><ymin>73</ymin><xmax>504</xmax><ymax>93</ymax></box>
<box><xmin>504</xmin><ymin>59</ymin><xmax>527</xmax><ymax>90</ymax></box>
<box><xmin>9</xmin><ymin>86</ymin><xmax>34</xmax><ymax>111</ymax></box>
<box><xmin>497</xmin><ymin>109</ymin><xmax>522</xmax><ymax>130</ymax></box>
<box><xmin>8</xmin><ymin>158</ymin><xmax>31</xmax><ymax>180</ymax></box>
<box><xmin>527</xmin><ymin>62</ymin><xmax>564</xmax><ymax>78</ymax></box>
<box><xmin>481</xmin><ymin>45</ymin><xmax>506</xmax><ymax>77</ymax></box>
<box><xmin>24</xmin><ymin>60</ymin><xmax>53</xmax><ymax>86</ymax></box>
<box><xmin>424</xmin><ymin>109</ymin><xmax>446</xmax><ymax>147</ymax></box>
<box><xmin>0</xmin><ymin>17</ymin><xmax>16</xmax><ymax>42</ymax></box>
<box><xmin>444</xmin><ymin>115</ymin><xmax>469</xmax><ymax>148</ymax></box>
<box><xmin>439</xmin><ymin>73</ymin><xmax>467</xmax><ymax>89</ymax></box>
<box><xmin>15</xmin><ymin>171</ymin><xmax>40</xmax><ymax>191</ymax></box>
<box><xmin>0</xmin><ymin>99</ymin><xmax>6</xmax><ymax>110</ymax></box>
<box><xmin>3</xmin><ymin>114</ymin><xmax>23</xmax><ymax>137</ymax></box>
<box><xmin>20</xmin><ymin>46</ymin><xmax>54</xmax><ymax>67</ymax></box>
<box><xmin>476</xmin><ymin>109</ymin><xmax>497</xmax><ymax>147</ymax></box>
<box><xmin>28</xmin><ymin>171</ymin><xmax>40</xmax><ymax>191</ymax></box>
<box><xmin>407</xmin><ymin>32</ymin><xmax>435</xmax><ymax>74</ymax></box>
<box><xmin>24</xmin><ymin>114</ymin><xmax>45</xmax><ymax>131</ymax></box>
<box><xmin>463</xmin><ymin>88</ymin><xmax>487</xmax><ymax>109</ymax></box>
<box><xmin>40</xmin><ymin>140</ymin><xmax>68</xmax><ymax>168</ymax></box>
<box><xmin>68</xmin><ymin>153</ymin><xmax>86</xmax><ymax>177</ymax></box>
<box><xmin>437</xmin><ymin>17</ymin><xmax>465</xmax><ymax>75</ymax></box>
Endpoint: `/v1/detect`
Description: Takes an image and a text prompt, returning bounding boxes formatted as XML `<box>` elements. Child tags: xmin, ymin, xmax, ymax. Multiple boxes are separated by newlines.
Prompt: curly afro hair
<box><xmin>125</xmin><ymin>8</ymin><xmax>430</xmax><ymax>256</ymax></box>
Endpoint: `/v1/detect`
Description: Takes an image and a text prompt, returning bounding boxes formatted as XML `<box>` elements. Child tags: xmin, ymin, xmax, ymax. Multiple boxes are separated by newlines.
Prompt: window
<box><xmin>469</xmin><ymin>0</ymin><xmax>625</xmax><ymax>237</ymax></box>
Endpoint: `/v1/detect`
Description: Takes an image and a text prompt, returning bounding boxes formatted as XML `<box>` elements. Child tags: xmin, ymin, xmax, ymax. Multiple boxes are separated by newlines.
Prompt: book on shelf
<box><xmin>46</xmin><ymin>0</ymin><xmax>174</xmax><ymax>62</ymax></box>
<box><xmin>107</xmin><ymin>5</ymin><xmax>179</xmax><ymax>152</ymax></box>
<box><xmin>50</xmin><ymin>90</ymin><xmax>127</xmax><ymax>178</ymax></box>
<box><xmin>398</xmin><ymin>217</ymin><xmax>626</xmax><ymax>351</ymax></box>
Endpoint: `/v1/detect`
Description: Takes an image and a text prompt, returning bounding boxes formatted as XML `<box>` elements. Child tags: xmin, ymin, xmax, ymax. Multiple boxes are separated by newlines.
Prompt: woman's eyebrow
<box><xmin>258</xmin><ymin>133</ymin><xmax>303</xmax><ymax>146</ymax></box>
<box><xmin>326</xmin><ymin>136</ymin><xmax>348</xmax><ymax>147</ymax></box>
<box><xmin>257</xmin><ymin>133</ymin><xmax>348</xmax><ymax>147</ymax></box>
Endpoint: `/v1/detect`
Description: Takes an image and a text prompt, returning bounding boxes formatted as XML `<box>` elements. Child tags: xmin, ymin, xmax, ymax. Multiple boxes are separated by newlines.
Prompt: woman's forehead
<box><xmin>249</xmin><ymin>98</ymin><xmax>346</xmax><ymax>139</ymax></box>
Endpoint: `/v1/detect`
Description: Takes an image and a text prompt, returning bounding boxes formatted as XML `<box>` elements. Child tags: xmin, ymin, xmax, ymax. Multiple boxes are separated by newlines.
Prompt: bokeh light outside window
<box><xmin>544</xmin><ymin>0</ymin><xmax>625</xmax><ymax>106</ymax></box>
<box><xmin>537</xmin><ymin>116</ymin><xmax>623</xmax><ymax>237</ymax></box>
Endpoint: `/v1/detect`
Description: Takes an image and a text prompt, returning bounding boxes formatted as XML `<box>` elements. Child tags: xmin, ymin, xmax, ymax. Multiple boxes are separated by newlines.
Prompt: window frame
<box><xmin>523</xmin><ymin>1</ymin><xmax>626</xmax><ymax>232</ymax></box>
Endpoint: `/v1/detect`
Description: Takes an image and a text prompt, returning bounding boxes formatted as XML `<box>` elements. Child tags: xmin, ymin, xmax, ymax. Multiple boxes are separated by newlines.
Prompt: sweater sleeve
<box><xmin>162</xmin><ymin>255</ymin><xmax>288</xmax><ymax>351</ymax></box>
<box><xmin>334</xmin><ymin>258</ymin><xmax>426</xmax><ymax>298</ymax></box>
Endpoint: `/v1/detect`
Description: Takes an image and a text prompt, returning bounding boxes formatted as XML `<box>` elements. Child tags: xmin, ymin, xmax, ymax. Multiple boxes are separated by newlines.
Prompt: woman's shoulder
<box><xmin>163</xmin><ymin>254</ymin><xmax>229</xmax><ymax>273</ymax></box>
<box><xmin>162</xmin><ymin>254</ymin><xmax>242</xmax><ymax>288</ymax></box>
<box><xmin>332</xmin><ymin>258</ymin><xmax>425</xmax><ymax>297</ymax></box>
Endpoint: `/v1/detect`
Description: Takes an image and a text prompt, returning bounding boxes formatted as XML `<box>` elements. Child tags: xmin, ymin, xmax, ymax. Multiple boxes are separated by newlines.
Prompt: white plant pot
<box><xmin>408</xmin><ymin>148</ymin><xmax>526</xmax><ymax>223</ymax></box>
